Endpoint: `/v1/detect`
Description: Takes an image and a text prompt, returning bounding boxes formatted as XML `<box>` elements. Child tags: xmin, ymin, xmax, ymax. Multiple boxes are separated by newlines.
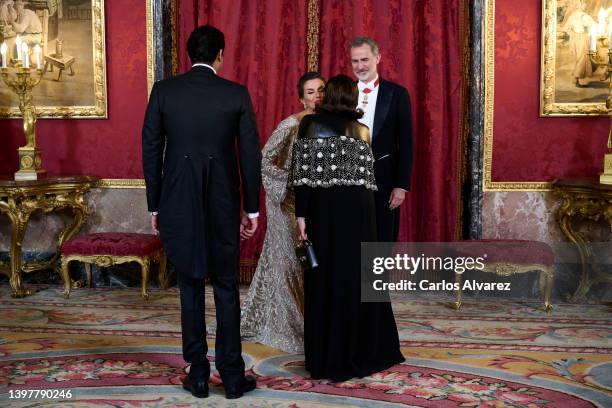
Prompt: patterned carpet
<box><xmin>0</xmin><ymin>284</ymin><xmax>611</xmax><ymax>407</ymax></box>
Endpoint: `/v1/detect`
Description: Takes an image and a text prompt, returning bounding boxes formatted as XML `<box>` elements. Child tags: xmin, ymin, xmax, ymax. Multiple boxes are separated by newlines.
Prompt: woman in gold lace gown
<box><xmin>240</xmin><ymin>72</ymin><xmax>325</xmax><ymax>353</ymax></box>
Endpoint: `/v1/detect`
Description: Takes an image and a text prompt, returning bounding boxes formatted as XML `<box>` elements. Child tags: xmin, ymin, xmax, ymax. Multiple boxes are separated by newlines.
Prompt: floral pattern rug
<box><xmin>0</xmin><ymin>285</ymin><xmax>610</xmax><ymax>407</ymax></box>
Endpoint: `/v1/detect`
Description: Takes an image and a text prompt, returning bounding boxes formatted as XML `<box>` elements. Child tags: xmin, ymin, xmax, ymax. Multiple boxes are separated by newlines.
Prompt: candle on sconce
<box><xmin>15</xmin><ymin>35</ymin><xmax>22</xmax><ymax>60</ymax></box>
<box><xmin>1</xmin><ymin>42</ymin><xmax>6</xmax><ymax>69</ymax></box>
<box><xmin>34</xmin><ymin>44</ymin><xmax>41</xmax><ymax>69</ymax></box>
<box><xmin>590</xmin><ymin>26</ymin><xmax>598</xmax><ymax>52</ymax></box>
<box><xmin>22</xmin><ymin>43</ymin><xmax>29</xmax><ymax>68</ymax></box>
<box><xmin>598</xmin><ymin>8</ymin><xmax>607</xmax><ymax>35</ymax></box>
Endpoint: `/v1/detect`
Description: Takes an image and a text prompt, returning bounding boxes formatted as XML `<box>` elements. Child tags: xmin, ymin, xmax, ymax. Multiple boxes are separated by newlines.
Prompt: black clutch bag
<box><xmin>296</xmin><ymin>239</ymin><xmax>319</xmax><ymax>270</ymax></box>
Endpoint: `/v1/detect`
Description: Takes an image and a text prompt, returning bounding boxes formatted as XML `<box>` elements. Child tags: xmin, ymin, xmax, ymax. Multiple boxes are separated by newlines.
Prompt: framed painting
<box><xmin>0</xmin><ymin>0</ymin><xmax>106</xmax><ymax>118</ymax></box>
<box><xmin>541</xmin><ymin>0</ymin><xmax>612</xmax><ymax>116</ymax></box>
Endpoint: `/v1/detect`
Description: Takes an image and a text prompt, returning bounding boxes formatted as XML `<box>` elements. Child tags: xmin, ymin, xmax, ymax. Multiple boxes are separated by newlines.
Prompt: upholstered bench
<box><xmin>452</xmin><ymin>239</ymin><xmax>555</xmax><ymax>312</ymax></box>
<box><xmin>60</xmin><ymin>232</ymin><xmax>168</xmax><ymax>300</ymax></box>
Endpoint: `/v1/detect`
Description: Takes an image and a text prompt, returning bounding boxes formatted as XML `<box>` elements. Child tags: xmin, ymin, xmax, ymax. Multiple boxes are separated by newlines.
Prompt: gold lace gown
<box><xmin>239</xmin><ymin>115</ymin><xmax>304</xmax><ymax>353</ymax></box>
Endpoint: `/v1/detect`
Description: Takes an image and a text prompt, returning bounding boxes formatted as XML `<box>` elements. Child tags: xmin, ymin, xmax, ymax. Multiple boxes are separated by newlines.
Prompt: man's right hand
<box><xmin>240</xmin><ymin>214</ymin><xmax>258</xmax><ymax>240</ymax></box>
<box><xmin>150</xmin><ymin>214</ymin><xmax>159</xmax><ymax>235</ymax></box>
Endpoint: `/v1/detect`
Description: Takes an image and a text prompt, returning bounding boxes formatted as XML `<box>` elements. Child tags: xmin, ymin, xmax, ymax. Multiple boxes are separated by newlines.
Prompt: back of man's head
<box><xmin>187</xmin><ymin>25</ymin><xmax>225</xmax><ymax>65</ymax></box>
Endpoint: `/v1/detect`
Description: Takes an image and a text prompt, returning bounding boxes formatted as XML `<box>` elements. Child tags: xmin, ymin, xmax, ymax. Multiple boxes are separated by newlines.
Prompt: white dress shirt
<box><xmin>357</xmin><ymin>75</ymin><xmax>380</xmax><ymax>141</ymax></box>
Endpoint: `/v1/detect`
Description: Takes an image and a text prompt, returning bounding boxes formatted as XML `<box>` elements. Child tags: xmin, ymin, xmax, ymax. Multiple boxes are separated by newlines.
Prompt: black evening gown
<box><xmin>296</xmin><ymin>184</ymin><xmax>404</xmax><ymax>382</ymax></box>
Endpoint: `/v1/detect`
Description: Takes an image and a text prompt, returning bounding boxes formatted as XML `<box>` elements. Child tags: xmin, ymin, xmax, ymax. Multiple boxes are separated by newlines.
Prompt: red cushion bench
<box><xmin>452</xmin><ymin>239</ymin><xmax>555</xmax><ymax>312</ymax></box>
<box><xmin>60</xmin><ymin>232</ymin><xmax>168</xmax><ymax>300</ymax></box>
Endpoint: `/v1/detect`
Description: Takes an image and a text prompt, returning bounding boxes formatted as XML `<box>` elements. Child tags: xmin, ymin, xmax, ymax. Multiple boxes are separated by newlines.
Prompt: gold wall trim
<box><xmin>483</xmin><ymin>0</ymin><xmax>551</xmax><ymax>192</ymax></box>
<box><xmin>146</xmin><ymin>0</ymin><xmax>155</xmax><ymax>96</ymax></box>
<box><xmin>0</xmin><ymin>0</ymin><xmax>107</xmax><ymax>119</ymax></box>
<box><xmin>95</xmin><ymin>179</ymin><xmax>145</xmax><ymax>188</ymax></box>
<box><xmin>307</xmin><ymin>0</ymin><xmax>320</xmax><ymax>72</ymax></box>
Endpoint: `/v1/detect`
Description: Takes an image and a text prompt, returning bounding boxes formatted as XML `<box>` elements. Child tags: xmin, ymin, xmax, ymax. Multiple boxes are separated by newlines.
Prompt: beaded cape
<box><xmin>289</xmin><ymin>134</ymin><xmax>377</xmax><ymax>191</ymax></box>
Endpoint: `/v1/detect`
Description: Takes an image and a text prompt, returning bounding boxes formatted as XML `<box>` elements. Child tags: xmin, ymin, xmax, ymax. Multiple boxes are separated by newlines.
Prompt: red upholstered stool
<box><xmin>60</xmin><ymin>233</ymin><xmax>168</xmax><ymax>300</ymax></box>
<box><xmin>452</xmin><ymin>240</ymin><xmax>555</xmax><ymax>312</ymax></box>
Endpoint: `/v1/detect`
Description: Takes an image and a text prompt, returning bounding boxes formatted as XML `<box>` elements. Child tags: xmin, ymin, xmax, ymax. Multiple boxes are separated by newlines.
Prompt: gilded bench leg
<box><xmin>60</xmin><ymin>257</ymin><xmax>71</xmax><ymax>299</ymax></box>
<box><xmin>540</xmin><ymin>267</ymin><xmax>554</xmax><ymax>313</ymax></box>
<box><xmin>158</xmin><ymin>251</ymin><xmax>168</xmax><ymax>289</ymax></box>
<box><xmin>138</xmin><ymin>257</ymin><xmax>150</xmax><ymax>300</ymax></box>
<box><xmin>452</xmin><ymin>272</ymin><xmax>463</xmax><ymax>310</ymax></box>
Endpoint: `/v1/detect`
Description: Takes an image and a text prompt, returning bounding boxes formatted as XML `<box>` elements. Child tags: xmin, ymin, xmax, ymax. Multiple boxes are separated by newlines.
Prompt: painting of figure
<box><xmin>541</xmin><ymin>0</ymin><xmax>612</xmax><ymax>115</ymax></box>
<box><xmin>0</xmin><ymin>0</ymin><xmax>106</xmax><ymax>118</ymax></box>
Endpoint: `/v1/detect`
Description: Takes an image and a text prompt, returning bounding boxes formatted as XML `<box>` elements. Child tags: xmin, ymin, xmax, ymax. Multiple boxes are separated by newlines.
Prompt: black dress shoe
<box><xmin>225</xmin><ymin>375</ymin><xmax>256</xmax><ymax>399</ymax></box>
<box><xmin>182</xmin><ymin>375</ymin><xmax>209</xmax><ymax>398</ymax></box>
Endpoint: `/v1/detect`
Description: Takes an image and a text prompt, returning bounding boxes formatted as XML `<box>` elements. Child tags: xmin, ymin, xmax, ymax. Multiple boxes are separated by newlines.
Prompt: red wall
<box><xmin>3</xmin><ymin>1</ymin><xmax>601</xmax><ymax>183</ymax></box>
<box><xmin>0</xmin><ymin>1</ymin><xmax>148</xmax><ymax>178</ymax></box>
<box><xmin>493</xmin><ymin>0</ymin><xmax>608</xmax><ymax>182</ymax></box>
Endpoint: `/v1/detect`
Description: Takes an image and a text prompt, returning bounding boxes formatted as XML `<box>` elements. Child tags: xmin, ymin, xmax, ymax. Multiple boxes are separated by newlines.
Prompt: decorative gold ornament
<box><xmin>1</xmin><ymin>63</ymin><xmax>46</xmax><ymax>180</ymax></box>
<box><xmin>553</xmin><ymin>179</ymin><xmax>612</xmax><ymax>302</ymax></box>
<box><xmin>307</xmin><ymin>0</ymin><xmax>320</xmax><ymax>72</ymax></box>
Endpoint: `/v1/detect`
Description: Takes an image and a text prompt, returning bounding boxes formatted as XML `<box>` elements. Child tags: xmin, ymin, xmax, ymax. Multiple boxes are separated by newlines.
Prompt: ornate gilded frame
<box><xmin>540</xmin><ymin>0</ymin><xmax>607</xmax><ymax>116</ymax></box>
<box><xmin>483</xmin><ymin>0</ymin><xmax>551</xmax><ymax>191</ymax></box>
<box><xmin>0</xmin><ymin>0</ymin><xmax>107</xmax><ymax>119</ymax></box>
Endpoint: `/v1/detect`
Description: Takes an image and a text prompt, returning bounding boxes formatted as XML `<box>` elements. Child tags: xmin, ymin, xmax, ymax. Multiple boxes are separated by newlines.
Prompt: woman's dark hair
<box><xmin>187</xmin><ymin>25</ymin><xmax>225</xmax><ymax>65</ymax></box>
<box><xmin>316</xmin><ymin>74</ymin><xmax>363</xmax><ymax>119</ymax></box>
<box><xmin>298</xmin><ymin>71</ymin><xmax>325</xmax><ymax>98</ymax></box>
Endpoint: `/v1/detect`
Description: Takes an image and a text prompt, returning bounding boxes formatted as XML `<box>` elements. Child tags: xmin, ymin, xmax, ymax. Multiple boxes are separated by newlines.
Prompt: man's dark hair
<box><xmin>187</xmin><ymin>25</ymin><xmax>225</xmax><ymax>65</ymax></box>
<box><xmin>297</xmin><ymin>71</ymin><xmax>325</xmax><ymax>98</ymax></box>
<box><xmin>316</xmin><ymin>74</ymin><xmax>363</xmax><ymax>119</ymax></box>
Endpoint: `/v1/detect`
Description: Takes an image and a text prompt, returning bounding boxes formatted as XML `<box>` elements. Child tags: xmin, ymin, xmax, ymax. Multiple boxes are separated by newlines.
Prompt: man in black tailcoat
<box><xmin>142</xmin><ymin>25</ymin><xmax>261</xmax><ymax>399</ymax></box>
<box><xmin>350</xmin><ymin>36</ymin><xmax>413</xmax><ymax>242</ymax></box>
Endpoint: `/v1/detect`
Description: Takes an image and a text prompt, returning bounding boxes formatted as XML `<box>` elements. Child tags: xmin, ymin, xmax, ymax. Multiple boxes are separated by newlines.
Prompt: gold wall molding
<box><xmin>0</xmin><ymin>0</ymin><xmax>107</xmax><ymax>119</ymax></box>
<box><xmin>483</xmin><ymin>0</ymin><xmax>551</xmax><ymax>192</ymax></box>
<box><xmin>96</xmin><ymin>179</ymin><xmax>145</xmax><ymax>188</ymax></box>
<box><xmin>307</xmin><ymin>0</ymin><xmax>320</xmax><ymax>72</ymax></box>
<box><xmin>146</xmin><ymin>0</ymin><xmax>155</xmax><ymax>96</ymax></box>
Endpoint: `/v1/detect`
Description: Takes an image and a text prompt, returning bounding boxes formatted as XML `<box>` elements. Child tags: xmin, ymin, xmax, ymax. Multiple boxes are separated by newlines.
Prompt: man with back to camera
<box><xmin>142</xmin><ymin>25</ymin><xmax>261</xmax><ymax>399</ymax></box>
<box><xmin>350</xmin><ymin>36</ymin><xmax>413</xmax><ymax>242</ymax></box>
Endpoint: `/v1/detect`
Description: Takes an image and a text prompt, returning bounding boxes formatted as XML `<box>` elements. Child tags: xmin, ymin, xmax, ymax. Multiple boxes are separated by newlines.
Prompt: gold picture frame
<box><xmin>0</xmin><ymin>0</ymin><xmax>107</xmax><ymax>118</ymax></box>
<box><xmin>540</xmin><ymin>0</ymin><xmax>612</xmax><ymax>117</ymax></box>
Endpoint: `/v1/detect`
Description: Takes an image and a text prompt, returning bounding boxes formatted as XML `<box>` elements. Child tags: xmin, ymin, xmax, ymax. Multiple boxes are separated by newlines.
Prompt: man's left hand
<box><xmin>388</xmin><ymin>188</ymin><xmax>406</xmax><ymax>210</ymax></box>
<box><xmin>240</xmin><ymin>214</ymin><xmax>258</xmax><ymax>240</ymax></box>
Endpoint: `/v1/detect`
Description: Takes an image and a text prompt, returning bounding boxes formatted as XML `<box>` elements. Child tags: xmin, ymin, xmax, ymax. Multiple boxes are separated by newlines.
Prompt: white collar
<box><xmin>192</xmin><ymin>63</ymin><xmax>216</xmax><ymax>74</ymax></box>
<box><xmin>358</xmin><ymin>74</ymin><xmax>379</xmax><ymax>91</ymax></box>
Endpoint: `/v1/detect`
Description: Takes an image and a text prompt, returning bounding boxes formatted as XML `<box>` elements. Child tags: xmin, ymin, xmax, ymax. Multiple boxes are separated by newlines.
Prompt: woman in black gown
<box><xmin>290</xmin><ymin>74</ymin><xmax>404</xmax><ymax>382</ymax></box>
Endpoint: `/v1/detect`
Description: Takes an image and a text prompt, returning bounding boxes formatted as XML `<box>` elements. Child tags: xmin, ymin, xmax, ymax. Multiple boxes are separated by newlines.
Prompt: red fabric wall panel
<box><xmin>0</xmin><ymin>1</ymin><xmax>148</xmax><ymax>178</ymax></box>
<box><xmin>494</xmin><ymin>0</ymin><xmax>608</xmax><ymax>182</ymax></box>
<box><xmin>177</xmin><ymin>0</ymin><xmax>308</xmax><ymax>261</ymax></box>
<box><xmin>319</xmin><ymin>0</ymin><xmax>463</xmax><ymax>241</ymax></box>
